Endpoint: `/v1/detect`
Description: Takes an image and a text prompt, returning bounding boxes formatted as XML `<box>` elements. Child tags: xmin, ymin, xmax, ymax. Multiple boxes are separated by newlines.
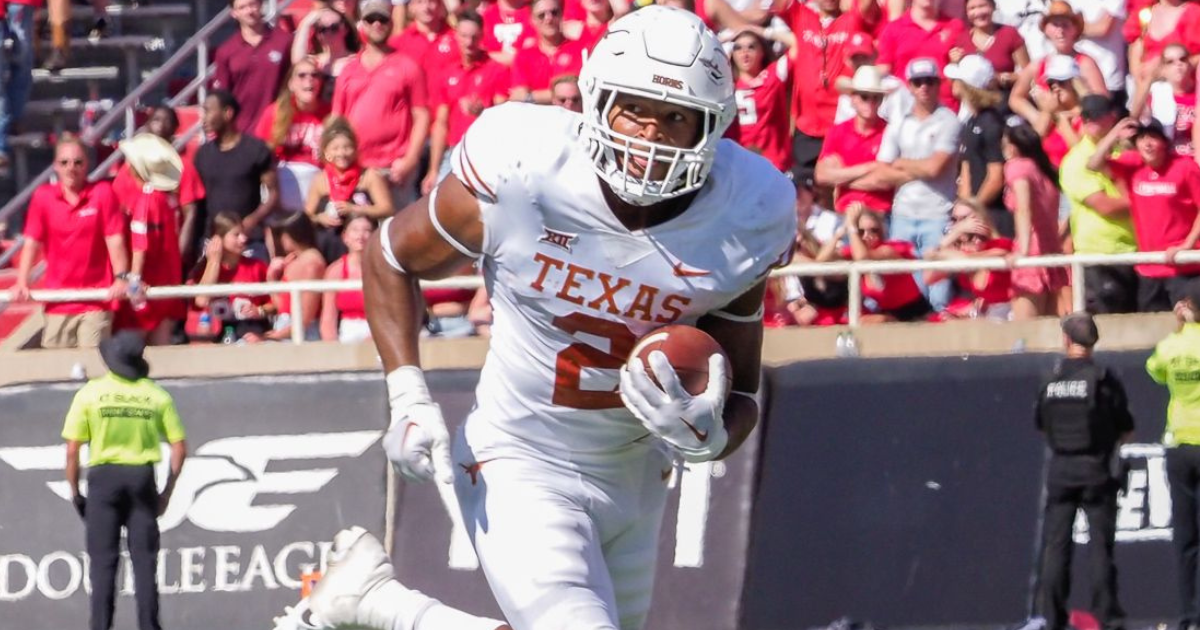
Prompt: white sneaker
<box><xmin>309</xmin><ymin>526</ymin><xmax>400</xmax><ymax>628</ymax></box>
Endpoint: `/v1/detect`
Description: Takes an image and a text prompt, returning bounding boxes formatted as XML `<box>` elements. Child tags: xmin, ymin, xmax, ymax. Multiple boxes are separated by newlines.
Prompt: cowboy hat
<box><xmin>99</xmin><ymin>330</ymin><xmax>150</xmax><ymax>381</ymax></box>
<box><xmin>1040</xmin><ymin>0</ymin><xmax>1084</xmax><ymax>32</ymax></box>
<box><xmin>834</xmin><ymin>65</ymin><xmax>894</xmax><ymax>95</ymax></box>
<box><xmin>119</xmin><ymin>133</ymin><xmax>183</xmax><ymax>192</ymax></box>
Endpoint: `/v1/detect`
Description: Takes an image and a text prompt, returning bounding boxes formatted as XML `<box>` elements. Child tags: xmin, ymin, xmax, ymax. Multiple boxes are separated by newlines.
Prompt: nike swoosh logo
<box><xmin>679</xmin><ymin>417</ymin><xmax>708</xmax><ymax>442</ymax></box>
<box><xmin>673</xmin><ymin>262</ymin><xmax>711</xmax><ymax>277</ymax></box>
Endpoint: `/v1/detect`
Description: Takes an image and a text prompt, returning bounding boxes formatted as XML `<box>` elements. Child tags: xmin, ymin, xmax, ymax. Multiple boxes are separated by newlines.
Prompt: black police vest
<box><xmin>1041</xmin><ymin>365</ymin><xmax>1117</xmax><ymax>454</ymax></box>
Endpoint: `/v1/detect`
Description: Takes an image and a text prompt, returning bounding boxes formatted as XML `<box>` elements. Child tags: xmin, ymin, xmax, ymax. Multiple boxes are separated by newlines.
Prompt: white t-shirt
<box><xmin>877</xmin><ymin>106</ymin><xmax>962</xmax><ymax>220</ymax></box>
<box><xmin>1069</xmin><ymin>0</ymin><xmax>1127</xmax><ymax>91</ymax></box>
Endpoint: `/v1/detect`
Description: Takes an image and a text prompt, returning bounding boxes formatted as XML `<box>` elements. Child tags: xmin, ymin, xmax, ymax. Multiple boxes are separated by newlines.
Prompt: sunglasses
<box><xmin>316</xmin><ymin>22</ymin><xmax>344</xmax><ymax>33</ymax></box>
<box><xmin>854</xmin><ymin>92</ymin><xmax>883</xmax><ymax>102</ymax></box>
<box><xmin>363</xmin><ymin>14</ymin><xmax>390</xmax><ymax>24</ymax></box>
<box><xmin>910</xmin><ymin>77</ymin><xmax>938</xmax><ymax>87</ymax></box>
<box><xmin>57</xmin><ymin>159</ymin><xmax>85</xmax><ymax>166</ymax></box>
<box><xmin>534</xmin><ymin>8</ymin><xmax>561</xmax><ymax>19</ymax></box>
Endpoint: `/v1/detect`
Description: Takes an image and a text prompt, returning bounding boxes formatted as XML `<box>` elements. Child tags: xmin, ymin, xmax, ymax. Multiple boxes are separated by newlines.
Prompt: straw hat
<box><xmin>835</xmin><ymin>65</ymin><xmax>894</xmax><ymax>95</ymax></box>
<box><xmin>119</xmin><ymin>133</ymin><xmax>182</xmax><ymax>192</ymax></box>
<box><xmin>1040</xmin><ymin>0</ymin><xmax>1084</xmax><ymax>32</ymax></box>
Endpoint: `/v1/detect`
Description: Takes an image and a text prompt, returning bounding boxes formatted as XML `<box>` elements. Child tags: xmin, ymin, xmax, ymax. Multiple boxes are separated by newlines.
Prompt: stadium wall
<box><xmin>0</xmin><ymin>347</ymin><xmax>1181</xmax><ymax>629</ymax></box>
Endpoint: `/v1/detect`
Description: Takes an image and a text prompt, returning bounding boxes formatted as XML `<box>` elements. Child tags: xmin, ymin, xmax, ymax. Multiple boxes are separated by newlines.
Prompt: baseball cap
<box><xmin>943</xmin><ymin>55</ymin><xmax>995</xmax><ymax>90</ymax></box>
<box><xmin>1043</xmin><ymin>55</ymin><xmax>1080</xmax><ymax>82</ymax></box>
<box><xmin>905</xmin><ymin>57</ymin><xmax>940</xmax><ymax>81</ymax></box>
<box><xmin>360</xmin><ymin>0</ymin><xmax>391</xmax><ymax>19</ymax></box>
<box><xmin>1080</xmin><ymin>95</ymin><xmax>1116</xmax><ymax>121</ymax></box>
<box><xmin>1133</xmin><ymin>119</ymin><xmax>1169</xmax><ymax>141</ymax></box>
<box><xmin>1061</xmin><ymin>311</ymin><xmax>1099</xmax><ymax>348</ymax></box>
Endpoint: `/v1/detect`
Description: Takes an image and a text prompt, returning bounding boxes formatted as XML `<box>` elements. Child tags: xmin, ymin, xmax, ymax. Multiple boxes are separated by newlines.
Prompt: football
<box><xmin>627</xmin><ymin>325</ymin><xmax>731</xmax><ymax>396</ymax></box>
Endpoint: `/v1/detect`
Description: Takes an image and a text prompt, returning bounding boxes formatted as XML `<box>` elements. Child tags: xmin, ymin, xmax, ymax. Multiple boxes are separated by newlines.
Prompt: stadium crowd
<box><xmin>7</xmin><ymin>0</ymin><xmax>1200</xmax><ymax>347</ymax></box>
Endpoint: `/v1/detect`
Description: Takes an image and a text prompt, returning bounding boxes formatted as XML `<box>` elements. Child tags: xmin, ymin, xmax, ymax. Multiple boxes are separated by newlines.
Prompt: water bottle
<box><xmin>1012</xmin><ymin>337</ymin><xmax>1027</xmax><ymax>354</ymax></box>
<box><xmin>196</xmin><ymin>311</ymin><xmax>212</xmax><ymax>338</ymax></box>
<box><xmin>128</xmin><ymin>278</ymin><xmax>147</xmax><ymax>312</ymax></box>
<box><xmin>221</xmin><ymin>324</ymin><xmax>237</xmax><ymax>345</ymax></box>
<box><xmin>835</xmin><ymin>331</ymin><xmax>860</xmax><ymax>358</ymax></box>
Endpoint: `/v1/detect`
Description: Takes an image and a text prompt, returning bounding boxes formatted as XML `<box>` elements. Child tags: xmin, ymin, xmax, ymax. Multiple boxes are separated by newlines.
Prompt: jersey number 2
<box><xmin>551</xmin><ymin>312</ymin><xmax>637</xmax><ymax>410</ymax></box>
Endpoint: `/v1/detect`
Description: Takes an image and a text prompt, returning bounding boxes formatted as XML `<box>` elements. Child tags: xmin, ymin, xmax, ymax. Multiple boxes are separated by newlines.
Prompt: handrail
<box><xmin>0</xmin><ymin>0</ymin><xmax>295</xmax><ymax>224</ymax></box>
<box><xmin>2</xmin><ymin>250</ymin><xmax>1196</xmax><ymax>343</ymax></box>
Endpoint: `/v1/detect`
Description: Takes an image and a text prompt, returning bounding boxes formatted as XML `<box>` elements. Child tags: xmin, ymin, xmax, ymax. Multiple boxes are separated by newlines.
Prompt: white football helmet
<box><xmin>578</xmin><ymin>5</ymin><xmax>736</xmax><ymax>206</ymax></box>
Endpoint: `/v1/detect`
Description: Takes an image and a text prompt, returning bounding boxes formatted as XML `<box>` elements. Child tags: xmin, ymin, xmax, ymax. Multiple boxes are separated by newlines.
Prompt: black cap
<box><xmin>99</xmin><ymin>330</ymin><xmax>150</xmax><ymax>381</ymax></box>
<box><xmin>1080</xmin><ymin>95</ymin><xmax>1117</xmax><ymax>121</ymax></box>
<box><xmin>1061</xmin><ymin>311</ymin><xmax>1099</xmax><ymax>348</ymax></box>
<box><xmin>1133</xmin><ymin>119</ymin><xmax>1170</xmax><ymax>141</ymax></box>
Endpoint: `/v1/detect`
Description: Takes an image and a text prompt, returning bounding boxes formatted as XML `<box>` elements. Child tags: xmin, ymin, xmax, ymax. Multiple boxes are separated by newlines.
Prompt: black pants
<box><xmin>86</xmin><ymin>464</ymin><xmax>162</xmax><ymax>630</ymax></box>
<box><xmin>1040</xmin><ymin>477</ymin><xmax>1124</xmax><ymax>630</ymax></box>
<box><xmin>1085</xmin><ymin>265</ymin><xmax>1139</xmax><ymax>314</ymax></box>
<box><xmin>1139</xmin><ymin>275</ymin><xmax>1199</xmax><ymax>313</ymax></box>
<box><xmin>1169</xmin><ymin>445</ymin><xmax>1200</xmax><ymax>626</ymax></box>
<box><xmin>791</xmin><ymin>131</ymin><xmax>824</xmax><ymax>186</ymax></box>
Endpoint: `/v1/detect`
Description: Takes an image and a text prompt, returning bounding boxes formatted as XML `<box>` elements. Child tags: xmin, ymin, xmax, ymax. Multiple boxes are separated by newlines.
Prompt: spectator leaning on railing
<box><xmin>319</xmin><ymin>214</ymin><xmax>375</xmax><ymax>343</ymax></box>
<box><xmin>193</xmin><ymin>211</ymin><xmax>275</xmax><ymax>343</ymax></box>
<box><xmin>212</xmin><ymin>0</ymin><xmax>294</xmax><ymax>132</ymax></box>
<box><xmin>1059</xmin><ymin>95</ymin><xmax>1138</xmax><ymax>314</ymax></box>
<box><xmin>116</xmin><ymin>134</ymin><xmax>188</xmax><ymax>346</ymax></box>
<box><xmin>13</xmin><ymin>137</ymin><xmax>131</xmax><ymax>349</ymax></box>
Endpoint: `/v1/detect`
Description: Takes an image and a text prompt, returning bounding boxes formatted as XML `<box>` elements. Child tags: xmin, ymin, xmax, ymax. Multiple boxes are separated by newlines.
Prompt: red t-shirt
<box><xmin>818</xmin><ymin>117</ymin><xmax>893</xmax><ymax>212</ymax></box>
<box><xmin>436</xmin><ymin>57</ymin><xmax>512</xmax><ymax>146</ymax></box>
<box><xmin>112</xmin><ymin>164</ymin><xmax>140</xmax><ymax>212</ymax></box>
<box><xmin>784</xmin><ymin>2</ymin><xmax>874</xmax><ymax>138</ymax></box>
<box><xmin>1042</xmin><ymin>116</ymin><xmax>1083</xmax><ymax>169</ymax></box>
<box><xmin>389</xmin><ymin>24</ymin><xmax>460</xmax><ymax>96</ymax></box>
<box><xmin>129</xmin><ymin>188</ymin><xmax>183</xmax><ymax>289</ymax></box>
<box><xmin>482</xmin><ymin>2</ymin><xmax>536</xmax><ymax>54</ymax></box>
<box><xmin>178</xmin><ymin>151</ymin><xmax>205</xmax><ymax>208</ymax></box>
<box><xmin>575</xmin><ymin>20</ymin><xmax>608</xmax><ymax>52</ymax></box>
<box><xmin>841</xmin><ymin>240</ymin><xmax>924</xmax><ymax>310</ymax></box>
<box><xmin>23</xmin><ymin>181</ymin><xmax>125</xmax><ymax>314</ymax></box>
<box><xmin>728</xmin><ymin>58</ymin><xmax>793</xmax><ymax>172</ymax></box>
<box><xmin>253</xmin><ymin>100</ymin><xmax>331</xmax><ymax>165</ymax></box>
<box><xmin>957</xmin><ymin>237</ymin><xmax>1014</xmax><ymax>304</ymax></box>
<box><xmin>510</xmin><ymin>39</ymin><xmax>585</xmax><ymax>92</ymax></box>
<box><xmin>333</xmin><ymin>52</ymin><xmax>428</xmax><ymax>168</ymax></box>
<box><xmin>1109</xmin><ymin>151</ymin><xmax>1200</xmax><ymax>277</ymax></box>
<box><xmin>211</xmin><ymin>27</ymin><xmax>294</xmax><ymax>132</ymax></box>
<box><xmin>875</xmin><ymin>12</ymin><xmax>965</xmax><ymax>109</ymax></box>
<box><xmin>952</xmin><ymin>24</ymin><xmax>1023</xmax><ymax>75</ymax></box>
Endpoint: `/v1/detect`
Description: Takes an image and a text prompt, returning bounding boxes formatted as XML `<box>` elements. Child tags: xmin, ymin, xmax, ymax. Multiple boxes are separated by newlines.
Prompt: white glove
<box><xmin>382</xmin><ymin>367</ymin><xmax>454</xmax><ymax>484</ymax></box>
<box><xmin>619</xmin><ymin>351</ymin><xmax>730</xmax><ymax>463</ymax></box>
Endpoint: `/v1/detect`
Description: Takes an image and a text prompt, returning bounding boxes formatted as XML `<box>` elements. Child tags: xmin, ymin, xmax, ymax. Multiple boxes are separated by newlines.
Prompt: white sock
<box><xmin>413</xmin><ymin>600</ymin><xmax>507</xmax><ymax>630</ymax></box>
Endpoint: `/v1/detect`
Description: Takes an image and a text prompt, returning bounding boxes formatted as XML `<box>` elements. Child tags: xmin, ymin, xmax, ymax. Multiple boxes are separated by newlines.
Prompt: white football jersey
<box><xmin>449</xmin><ymin>103</ymin><xmax>796</xmax><ymax>455</ymax></box>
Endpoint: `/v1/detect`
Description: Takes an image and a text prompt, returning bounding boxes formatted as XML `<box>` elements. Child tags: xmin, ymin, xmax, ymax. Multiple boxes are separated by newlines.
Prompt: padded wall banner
<box><xmin>748</xmin><ymin>352</ymin><xmax>1174</xmax><ymax>630</ymax></box>
<box><xmin>389</xmin><ymin>370</ymin><xmax>761</xmax><ymax>630</ymax></box>
<box><xmin>0</xmin><ymin>373</ymin><xmax>389</xmax><ymax>629</ymax></box>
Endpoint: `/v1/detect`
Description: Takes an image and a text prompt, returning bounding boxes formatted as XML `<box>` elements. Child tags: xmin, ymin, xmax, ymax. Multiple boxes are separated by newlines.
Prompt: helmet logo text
<box><xmin>653</xmin><ymin>75</ymin><xmax>685</xmax><ymax>90</ymax></box>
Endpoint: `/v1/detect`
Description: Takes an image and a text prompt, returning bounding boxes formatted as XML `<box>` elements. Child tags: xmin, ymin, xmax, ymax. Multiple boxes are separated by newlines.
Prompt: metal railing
<box><xmin>1</xmin><ymin>251</ymin><xmax>1195</xmax><ymax>345</ymax></box>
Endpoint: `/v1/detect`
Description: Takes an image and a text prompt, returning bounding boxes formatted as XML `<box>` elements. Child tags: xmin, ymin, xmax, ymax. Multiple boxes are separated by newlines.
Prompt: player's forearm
<box><xmin>363</xmin><ymin>232</ymin><xmax>427</xmax><ymax>372</ymax></box>
<box><xmin>717</xmin><ymin>393</ymin><xmax>758</xmax><ymax>460</ymax></box>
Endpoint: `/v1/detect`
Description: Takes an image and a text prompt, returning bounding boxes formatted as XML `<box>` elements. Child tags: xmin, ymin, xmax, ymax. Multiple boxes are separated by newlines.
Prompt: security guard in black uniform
<box><xmin>1035</xmin><ymin>312</ymin><xmax>1134</xmax><ymax>630</ymax></box>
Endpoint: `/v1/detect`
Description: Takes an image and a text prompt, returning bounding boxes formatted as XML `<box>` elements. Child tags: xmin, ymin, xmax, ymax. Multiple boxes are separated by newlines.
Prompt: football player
<box><xmin>273</xmin><ymin>6</ymin><xmax>796</xmax><ymax>630</ymax></box>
